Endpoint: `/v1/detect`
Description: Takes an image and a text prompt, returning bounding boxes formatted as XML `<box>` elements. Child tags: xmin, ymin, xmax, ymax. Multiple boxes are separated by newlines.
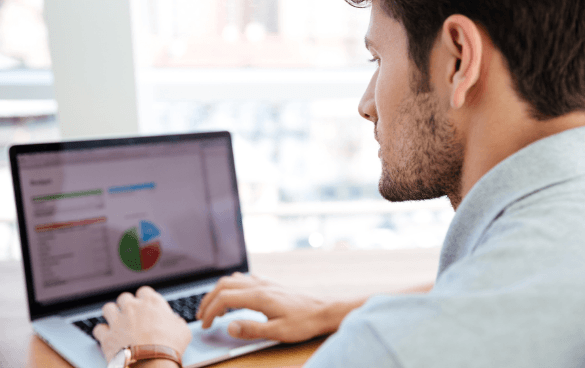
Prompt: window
<box><xmin>131</xmin><ymin>0</ymin><xmax>454</xmax><ymax>252</ymax></box>
<box><xmin>0</xmin><ymin>0</ymin><xmax>51</xmax><ymax>70</ymax></box>
<box><xmin>0</xmin><ymin>0</ymin><xmax>58</xmax><ymax>260</ymax></box>
<box><xmin>0</xmin><ymin>0</ymin><xmax>453</xmax><ymax>260</ymax></box>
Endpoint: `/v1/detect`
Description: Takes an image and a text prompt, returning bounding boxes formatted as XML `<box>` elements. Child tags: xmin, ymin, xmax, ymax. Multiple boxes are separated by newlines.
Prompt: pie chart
<box><xmin>119</xmin><ymin>220</ymin><xmax>162</xmax><ymax>271</ymax></box>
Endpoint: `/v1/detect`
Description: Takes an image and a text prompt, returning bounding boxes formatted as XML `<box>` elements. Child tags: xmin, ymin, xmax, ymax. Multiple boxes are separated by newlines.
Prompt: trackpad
<box><xmin>190</xmin><ymin>309</ymin><xmax>268</xmax><ymax>350</ymax></box>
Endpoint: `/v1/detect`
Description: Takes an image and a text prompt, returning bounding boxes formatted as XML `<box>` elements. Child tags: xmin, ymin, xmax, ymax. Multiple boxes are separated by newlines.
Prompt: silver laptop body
<box><xmin>9</xmin><ymin>132</ymin><xmax>278</xmax><ymax>368</ymax></box>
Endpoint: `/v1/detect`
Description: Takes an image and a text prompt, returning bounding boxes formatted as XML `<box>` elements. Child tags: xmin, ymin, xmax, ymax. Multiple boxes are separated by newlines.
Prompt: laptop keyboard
<box><xmin>73</xmin><ymin>315</ymin><xmax>108</xmax><ymax>338</ymax></box>
<box><xmin>168</xmin><ymin>292</ymin><xmax>207</xmax><ymax>323</ymax></box>
<box><xmin>73</xmin><ymin>292</ymin><xmax>207</xmax><ymax>340</ymax></box>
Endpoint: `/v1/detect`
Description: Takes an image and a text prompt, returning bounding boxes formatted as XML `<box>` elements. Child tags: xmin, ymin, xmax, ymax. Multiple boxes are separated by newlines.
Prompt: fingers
<box><xmin>102</xmin><ymin>302</ymin><xmax>120</xmax><ymax>325</ymax></box>
<box><xmin>116</xmin><ymin>292</ymin><xmax>134</xmax><ymax>310</ymax></box>
<box><xmin>103</xmin><ymin>287</ymin><xmax>169</xmax><ymax>325</ymax></box>
<box><xmin>200</xmin><ymin>288</ymin><xmax>268</xmax><ymax>329</ymax></box>
<box><xmin>92</xmin><ymin>323</ymin><xmax>109</xmax><ymax>343</ymax></box>
<box><xmin>135</xmin><ymin>285</ymin><xmax>170</xmax><ymax>309</ymax></box>
<box><xmin>227</xmin><ymin>319</ymin><xmax>283</xmax><ymax>341</ymax></box>
<box><xmin>197</xmin><ymin>273</ymin><xmax>254</xmax><ymax>320</ymax></box>
<box><xmin>135</xmin><ymin>285</ymin><xmax>157</xmax><ymax>300</ymax></box>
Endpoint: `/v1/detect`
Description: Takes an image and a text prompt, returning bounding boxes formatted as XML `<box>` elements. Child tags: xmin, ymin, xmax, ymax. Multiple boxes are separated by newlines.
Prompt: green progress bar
<box><xmin>33</xmin><ymin>189</ymin><xmax>103</xmax><ymax>202</ymax></box>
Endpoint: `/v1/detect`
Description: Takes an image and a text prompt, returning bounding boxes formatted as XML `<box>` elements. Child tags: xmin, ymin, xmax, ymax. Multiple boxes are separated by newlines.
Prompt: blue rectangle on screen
<box><xmin>108</xmin><ymin>182</ymin><xmax>156</xmax><ymax>194</ymax></box>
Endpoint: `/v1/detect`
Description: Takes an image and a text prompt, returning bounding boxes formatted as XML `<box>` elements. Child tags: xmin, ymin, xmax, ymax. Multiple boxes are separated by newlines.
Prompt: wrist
<box><xmin>315</xmin><ymin>297</ymin><xmax>367</xmax><ymax>335</ymax></box>
<box><xmin>131</xmin><ymin>359</ymin><xmax>181</xmax><ymax>368</ymax></box>
<box><xmin>108</xmin><ymin>345</ymin><xmax>182</xmax><ymax>368</ymax></box>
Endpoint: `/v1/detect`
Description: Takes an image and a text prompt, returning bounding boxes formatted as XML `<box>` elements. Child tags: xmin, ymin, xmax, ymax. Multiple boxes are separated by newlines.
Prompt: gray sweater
<box><xmin>306</xmin><ymin>126</ymin><xmax>585</xmax><ymax>367</ymax></box>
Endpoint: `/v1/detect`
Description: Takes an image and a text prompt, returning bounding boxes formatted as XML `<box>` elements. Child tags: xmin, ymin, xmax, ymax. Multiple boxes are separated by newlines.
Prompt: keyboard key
<box><xmin>73</xmin><ymin>291</ymin><xmax>213</xmax><ymax>340</ymax></box>
<box><xmin>165</xmin><ymin>292</ymin><xmax>209</xmax><ymax>321</ymax></box>
<box><xmin>73</xmin><ymin>317</ymin><xmax>107</xmax><ymax>340</ymax></box>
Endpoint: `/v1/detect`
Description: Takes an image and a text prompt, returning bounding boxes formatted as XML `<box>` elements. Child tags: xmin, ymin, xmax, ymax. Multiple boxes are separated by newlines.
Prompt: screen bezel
<box><xmin>9</xmin><ymin>131</ymin><xmax>249</xmax><ymax>320</ymax></box>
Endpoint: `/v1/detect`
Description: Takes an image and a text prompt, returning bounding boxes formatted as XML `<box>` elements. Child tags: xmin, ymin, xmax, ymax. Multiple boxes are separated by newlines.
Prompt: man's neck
<box><xmin>453</xmin><ymin>110</ymin><xmax>585</xmax><ymax>212</ymax></box>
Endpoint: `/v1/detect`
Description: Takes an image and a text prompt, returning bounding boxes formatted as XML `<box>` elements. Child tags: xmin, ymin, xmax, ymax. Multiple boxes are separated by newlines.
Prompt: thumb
<box><xmin>228</xmin><ymin>320</ymin><xmax>281</xmax><ymax>340</ymax></box>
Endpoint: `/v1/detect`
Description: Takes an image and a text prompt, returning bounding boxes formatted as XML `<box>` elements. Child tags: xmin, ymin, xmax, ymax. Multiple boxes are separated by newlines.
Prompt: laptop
<box><xmin>9</xmin><ymin>131</ymin><xmax>279</xmax><ymax>368</ymax></box>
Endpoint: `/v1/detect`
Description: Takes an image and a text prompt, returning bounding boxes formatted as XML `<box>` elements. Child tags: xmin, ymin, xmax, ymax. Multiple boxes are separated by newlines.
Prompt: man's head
<box><xmin>352</xmin><ymin>0</ymin><xmax>585</xmax><ymax>208</ymax></box>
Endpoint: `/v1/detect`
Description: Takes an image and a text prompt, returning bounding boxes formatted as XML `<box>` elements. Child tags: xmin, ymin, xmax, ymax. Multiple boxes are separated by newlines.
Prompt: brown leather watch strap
<box><xmin>128</xmin><ymin>345</ymin><xmax>182</xmax><ymax>367</ymax></box>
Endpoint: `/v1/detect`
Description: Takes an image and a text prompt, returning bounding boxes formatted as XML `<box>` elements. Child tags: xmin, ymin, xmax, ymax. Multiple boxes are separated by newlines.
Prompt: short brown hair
<box><xmin>347</xmin><ymin>0</ymin><xmax>585</xmax><ymax>121</ymax></box>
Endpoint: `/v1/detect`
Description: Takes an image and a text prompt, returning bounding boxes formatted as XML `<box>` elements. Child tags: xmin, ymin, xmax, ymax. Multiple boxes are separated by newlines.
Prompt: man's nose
<box><xmin>358</xmin><ymin>70</ymin><xmax>378</xmax><ymax>123</ymax></box>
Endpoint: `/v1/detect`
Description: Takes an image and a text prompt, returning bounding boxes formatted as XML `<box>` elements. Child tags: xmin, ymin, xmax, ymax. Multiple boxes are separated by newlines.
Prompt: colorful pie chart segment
<box><xmin>119</xmin><ymin>221</ymin><xmax>162</xmax><ymax>271</ymax></box>
<box><xmin>141</xmin><ymin>220</ymin><xmax>160</xmax><ymax>243</ymax></box>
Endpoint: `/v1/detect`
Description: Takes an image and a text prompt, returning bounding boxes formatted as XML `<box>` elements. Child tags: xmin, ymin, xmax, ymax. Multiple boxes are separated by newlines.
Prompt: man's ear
<box><xmin>441</xmin><ymin>15</ymin><xmax>483</xmax><ymax>109</ymax></box>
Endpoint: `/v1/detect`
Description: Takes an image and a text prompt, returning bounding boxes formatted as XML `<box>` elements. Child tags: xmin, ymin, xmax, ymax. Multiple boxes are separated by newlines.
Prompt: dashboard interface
<box><xmin>15</xmin><ymin>137</ymin><xmax>244</xmax><ymax>304</ymax></box>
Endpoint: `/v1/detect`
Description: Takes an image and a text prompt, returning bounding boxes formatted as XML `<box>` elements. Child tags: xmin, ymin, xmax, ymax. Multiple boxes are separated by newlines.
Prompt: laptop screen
<box><xmin>11</xmin><ymin>132</ymin><xmax>247</xmax><ymax>309</ymax></box>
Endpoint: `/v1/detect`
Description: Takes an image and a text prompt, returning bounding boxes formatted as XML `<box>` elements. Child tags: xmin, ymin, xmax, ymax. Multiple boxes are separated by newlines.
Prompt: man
<box><xmin>94</xmin><ymin>0</ymin><xmax>585</xmax><ymax>366</ymax></box>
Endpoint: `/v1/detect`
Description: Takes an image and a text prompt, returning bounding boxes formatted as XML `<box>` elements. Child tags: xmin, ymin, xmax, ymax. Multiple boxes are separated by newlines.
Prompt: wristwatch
<box><xmin>107</xmin><ymin>345</ymin><xmax>182</xmax><ymax>368</ymax></box>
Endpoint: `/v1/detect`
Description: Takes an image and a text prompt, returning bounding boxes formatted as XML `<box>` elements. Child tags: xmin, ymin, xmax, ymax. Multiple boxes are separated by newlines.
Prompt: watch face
<box><xmin>107</xmin><ymin>349</ymin><xmax>128</xmax><ymax>368</ymax></box>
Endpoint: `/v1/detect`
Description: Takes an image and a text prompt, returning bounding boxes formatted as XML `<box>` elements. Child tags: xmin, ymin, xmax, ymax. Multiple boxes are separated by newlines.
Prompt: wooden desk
<box><xmin>27</xmin><ymin>335</ymin><xmax>326</xmax><ymax>368</ymax></box>
<box><xmin>1</xmin><ymin>248</ymin><xmax>441</xmax><ymax>367</ymax></box>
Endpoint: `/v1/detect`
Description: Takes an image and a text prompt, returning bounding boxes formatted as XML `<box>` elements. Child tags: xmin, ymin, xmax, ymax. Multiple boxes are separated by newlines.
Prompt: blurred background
<box><xmin>0</xmin><ymin>0</ymin><xmax>453</xmax><ymax>260</ymax></box>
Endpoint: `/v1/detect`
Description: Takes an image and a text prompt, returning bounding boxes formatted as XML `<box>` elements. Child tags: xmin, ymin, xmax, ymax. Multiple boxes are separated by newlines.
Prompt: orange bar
<box><xmin>35</xmin><ymin>216</ymin><xmax>107</xmax><ymax>233</ymax></box>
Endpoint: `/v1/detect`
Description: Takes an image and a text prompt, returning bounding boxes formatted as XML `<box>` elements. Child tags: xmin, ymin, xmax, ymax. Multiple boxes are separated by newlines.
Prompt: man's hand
<box><xmin>93</xmin><ymin>286</ymin><xmax>192</xmax><ymax>363</ymax></box>
<box><xmin>196</xmin><ymin>272</ymin><xmax>357</xmax><ymax>343</ymax></box>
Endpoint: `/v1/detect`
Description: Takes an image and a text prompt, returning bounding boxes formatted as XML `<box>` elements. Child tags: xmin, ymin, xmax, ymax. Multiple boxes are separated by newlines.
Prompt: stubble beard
<box><xmin>377</xmin><ymin>83</ymin><xmax>464</xmax><ymax>205</ymax></box>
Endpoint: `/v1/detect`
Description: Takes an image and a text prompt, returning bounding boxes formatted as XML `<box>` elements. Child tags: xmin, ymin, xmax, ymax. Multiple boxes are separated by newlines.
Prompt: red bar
<box><xmin>35</xmin><ymin>216</ymin><xmax>107</xmax><ymax>233</ymax></box>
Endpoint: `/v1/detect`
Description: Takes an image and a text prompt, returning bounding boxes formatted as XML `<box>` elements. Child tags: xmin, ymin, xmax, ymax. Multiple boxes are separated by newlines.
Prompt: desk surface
<box><xmin>1</xmin><ymin>248</ymin><xmax>440</xmax><ymax>368</ymax></box>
